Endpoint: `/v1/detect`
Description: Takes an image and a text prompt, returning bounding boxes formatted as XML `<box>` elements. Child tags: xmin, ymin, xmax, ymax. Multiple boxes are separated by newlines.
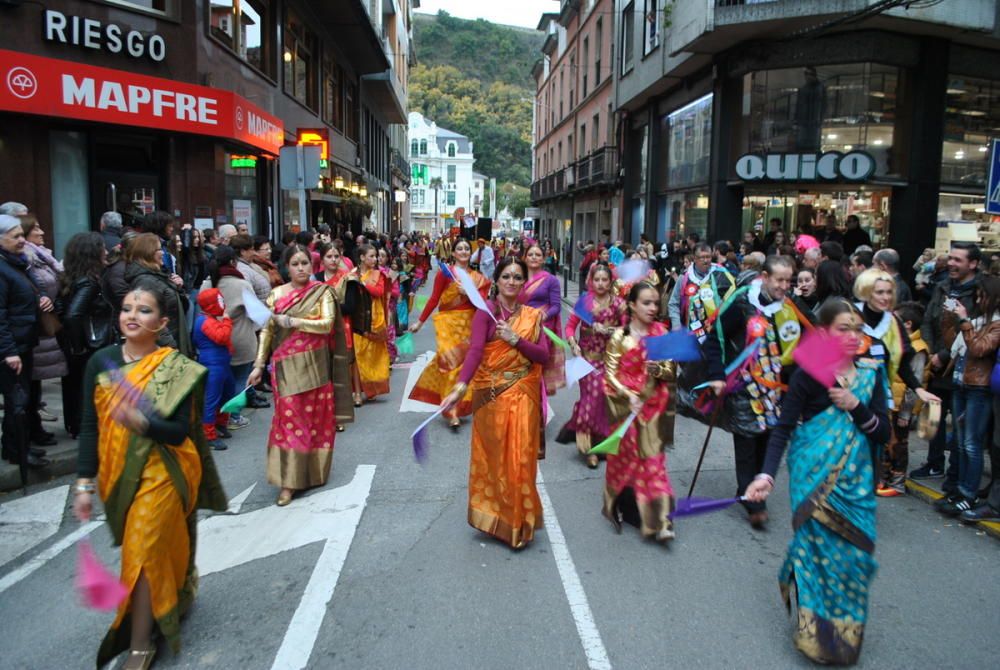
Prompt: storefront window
<box><xmin>740</xmin><ymin>188</ymin><xmax>891</xmax><ymax>247</ymax></box>
<box><xmin>940</xmin><ymin>76</ymin><xmax>1000</xmax><ymax>187</ymax></box>
<box><xmin>209</xmin><ymin>1</ymin><xmax>270</xmax><ymax>75</ymax></box>
<box><xmin>667</xmin><ymin>93</ymin><xmax>712</xmax><ymax>190</ymax></box>
<box><xmin>226</xmin><ymin>152</ymin><xmax>258</xmax><ymax>233</ymax></box>
<box><xmin>739</xmin><ymin>63</ymin><xmax>898</xmax><ymax>175</ymax></box>
<box><xmin>49</xmin><ymin>131</ymin><xmax>90</xmax><ymax>258</ymax></box>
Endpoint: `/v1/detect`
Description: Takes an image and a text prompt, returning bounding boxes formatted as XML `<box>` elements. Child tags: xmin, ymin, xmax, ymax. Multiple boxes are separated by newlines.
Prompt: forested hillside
<box><xmin>410</xmin><ymin>11</ymin><xmax>544</xmax><ymax>188</ymax></box>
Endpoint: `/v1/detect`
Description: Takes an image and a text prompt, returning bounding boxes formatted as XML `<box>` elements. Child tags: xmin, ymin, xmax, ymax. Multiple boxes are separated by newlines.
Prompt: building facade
<box><xmin>530</xmin><ymin>0</ymin><xmax>623</xmax><ymax>271</ymax></box>
<box><xmin>0</xmin><ymin>0</ymin><xmax>412</xmax><ymax>255</ymax></box>
<box><xmin>614</xmin><ymin>0</ymin><xmax>1000</xmax><ymax>270</ymax></box>
<box><xmin>407</xmin><ymin>110</ymin><xmax>479</xmax><ymax>232</ymax></box>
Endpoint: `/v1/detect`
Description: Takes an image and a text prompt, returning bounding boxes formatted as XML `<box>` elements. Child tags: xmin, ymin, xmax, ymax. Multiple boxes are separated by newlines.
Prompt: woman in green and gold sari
<box><xmin>746</xmin><ymin>299</ymin><xmax>891</xmax><ymax>665</ymax></box>
<box><xmin>73</xmin><ymin>279</ymin><xmax>227</xmax><ymax>669</ymax></box>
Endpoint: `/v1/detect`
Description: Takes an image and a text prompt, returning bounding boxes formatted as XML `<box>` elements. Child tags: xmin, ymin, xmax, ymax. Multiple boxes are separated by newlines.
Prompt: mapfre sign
<box><xmin>0</xmin><ymin>49</ymin><xmax>283</xmax><ymax>154</ymax></box>
<box><xmin>735</xmin><ymin>151</ymin><xmax>876</xmax><ymax>182</ymax></box>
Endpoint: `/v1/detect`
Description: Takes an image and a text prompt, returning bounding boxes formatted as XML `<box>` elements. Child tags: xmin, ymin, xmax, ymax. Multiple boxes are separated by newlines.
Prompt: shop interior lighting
<box><xmin>946</xmin><ymin>88</ymin><xmax>966</xmax><ymax>95</ymax></box>
<box><xmin>961</xmin><ymin>110</ymin><xmax>987</xmax><ymax>117</ymax></box>
<box><xmin>872</xmin><ymin>139</ymin><xmax>884</xmax><ymax>145</ymax></box>
<box><xmin>351</xmin><ymin>183</ymin><xmax>360</xmax><ymax>194</ymax></box>
<box><xmin>979</xmin><ymin>146</ymin><xmax>989</xmax><ymax>152</ymax></box>
<box><xmin>827</xmin><ymin>133</ymin><xmax>839</xmax><ymax>140</ymax></box>
<box><xmin>284</xmin><ymin>50</ymin><xmax>293</xmax><ymax>63</ymax></box>
<box><xmin>335</xmin><ymin>176</ymin><xmax>345</xmax><ymax>189</ymax></box>
<box><xmin>869</xmin><ymin>91</ymin><xmax>886</xmax><ymax>98</ymax></box>
<box><xmin>844</xmin><ymin>145</ymin><xmax>853</xmax><ymax>151</ymax></box>
<box><xmin>360</xmin><ymin>185</ymin><xmax>368</xmax><ymax>197</ymax></box>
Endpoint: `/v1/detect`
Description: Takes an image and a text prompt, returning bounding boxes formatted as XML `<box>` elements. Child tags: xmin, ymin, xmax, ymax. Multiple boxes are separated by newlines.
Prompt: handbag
<box><xmin>39</xmin><ymin>310</ymin><xmax>62</xmax><ymax>337</ymax></box>
<box><xmin>990</xmin><ymin>349</ymin><xmax>1000</xmax><ymax>395</ymax></box>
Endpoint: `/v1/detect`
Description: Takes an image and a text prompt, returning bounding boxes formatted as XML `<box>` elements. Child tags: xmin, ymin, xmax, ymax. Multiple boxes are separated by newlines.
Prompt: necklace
<box><xmin>122</xmin><ymin>345</ymin><xmax>149</xmax><ymax>363</ymax></box>
<box><xmin>497</xmin><ymin>300</ymin><xmax>519</xmax><ymax>320</ymax></box>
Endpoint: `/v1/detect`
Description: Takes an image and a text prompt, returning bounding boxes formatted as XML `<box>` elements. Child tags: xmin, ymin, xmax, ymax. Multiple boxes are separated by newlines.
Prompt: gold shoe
<box><xmin>122</xmin><ymin>647</ymin><xmax>156</xmax><ymax>670</ymax></box>
<box><xmin>586</xmin><ymin>454</ymin><xmax>599</xmax><ymax>469</ymax></box>
<box><xmin>276</xmin><ymin>491</ymin><xmax>293</xmax><ymax>507</ymax></box>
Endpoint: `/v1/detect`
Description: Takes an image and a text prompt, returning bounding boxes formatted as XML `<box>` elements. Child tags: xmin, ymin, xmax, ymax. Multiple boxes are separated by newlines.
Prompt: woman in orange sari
<box><xmin>249</xmin><ymin>245</ymin><xmax>352</xmax><ymax>506</ymax></box>
<box><xmin>352</xmin><ymin>244</ymin><xmax>391</xmax><ymax>403</ymax></box>
<box><xmin>409</xmin><ymin>238</ymin><xmax>491</xmax><ymax>428</ymax></box>
<box><xmin>73</xmin><ymin>281</ymin><xmax>227</xmax><ymax>669</ymax></box>
<box><xmin>442</xmin><ymin>257</ymin><xmax>550</xmax><ymax>549</ymax></box>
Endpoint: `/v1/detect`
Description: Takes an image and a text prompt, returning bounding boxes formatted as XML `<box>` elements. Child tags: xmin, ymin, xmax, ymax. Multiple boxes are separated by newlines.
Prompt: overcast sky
<box><xmin>415</xmin><ymin>0</ymin><xmax>558</xmax><ymax>29</ymax></box>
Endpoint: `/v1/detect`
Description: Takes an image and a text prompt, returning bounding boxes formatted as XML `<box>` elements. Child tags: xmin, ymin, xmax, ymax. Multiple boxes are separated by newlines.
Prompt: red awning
<box><xmin>0</xmin><ymin>49</ymin><xmax>284</xmax><ymax>155</ymax></box>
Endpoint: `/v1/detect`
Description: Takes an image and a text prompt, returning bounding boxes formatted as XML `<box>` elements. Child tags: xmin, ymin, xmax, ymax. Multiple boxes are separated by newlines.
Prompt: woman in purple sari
<box><xmin>519</xmin><ymin>244</ymin><xmax>566</xmax><ymax>396</ymax></box>
<box><xmin>559</xmin><ymin>263</ymin><xmax>627</xmax><ymax>467</ymax></box>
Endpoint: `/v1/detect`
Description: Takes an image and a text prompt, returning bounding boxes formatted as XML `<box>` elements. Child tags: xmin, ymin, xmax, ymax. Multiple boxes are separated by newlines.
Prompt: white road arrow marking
<box><xmin>226</xmin><ymin>482</ymin><xmax>256</xmax><ymax>515</ymax></box>
<box><xmin>197</xmin><ymin>465</ymin><xmax>375</xmax><ymax>578</ymax></box>
<box><xmin>0</xmin><ymin>485</ymin><xmax>69</xmax><ymax>568</ymax></box>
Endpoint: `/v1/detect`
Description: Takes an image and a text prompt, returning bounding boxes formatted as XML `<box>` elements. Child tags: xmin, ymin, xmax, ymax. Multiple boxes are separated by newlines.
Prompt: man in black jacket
<box><xmin>842</xmin><ymin>214</ymin><xmax>872</xmax><ymax>255</ymax></box>
<box><xmin>0</xmin><ymin>215</ymin><xmax>50</xmax><ymax>468</ymax></box>
<box><xmin>909</xmin><ymin>242</ymin><xmax>981</xmax><ymax>491</ymax></box>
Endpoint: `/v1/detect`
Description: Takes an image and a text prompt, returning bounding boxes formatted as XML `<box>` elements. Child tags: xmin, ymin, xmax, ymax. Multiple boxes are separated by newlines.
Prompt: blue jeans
<box><xmin>952</xmin><ymin>386</ymin><xmax>993</xmax><ymax>499</ymax></box>
<box><xmin>229</xmin><ymin>361</ymin><xmax>257</xmax><ymax>420</ymax></box>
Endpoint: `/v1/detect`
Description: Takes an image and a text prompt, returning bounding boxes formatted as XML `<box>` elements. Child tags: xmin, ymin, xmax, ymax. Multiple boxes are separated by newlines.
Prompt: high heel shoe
<box><xmin>353</xmin><ymin>393</ymin><xmax>363</xmax><ymax>408</ymax></box>
<box><xmin>586</xmin><ymin>454</ymin><xmax>599</xmax><ymax>469</ymax></box>
<box><xmin>448</xmin><ymin>417</ymin><xmax>461</xmax><ymax>431</ymax></box>
<box><xmin>123</xmin><ymin>647</ymin><xmax>156</xmax><ymax>670</ymax></box>
<box><xmin>276</xmin><ymin>490</ymin><xmax>294</xmax><ymax>507</ymax></box>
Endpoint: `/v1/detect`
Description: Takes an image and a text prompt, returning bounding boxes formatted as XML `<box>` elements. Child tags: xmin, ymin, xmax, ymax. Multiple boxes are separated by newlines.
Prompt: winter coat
<box><xmin>923</xmin><ymin>274</ymin><xmax>980</xmax><ymax>391</ymax></box>
<box><xmin>101</xmin><ymin>259</ymin><xmax>129</xmax><ymax>315</ymax></box>
<box><xmin>0</xmin><ymin>249</ymin><xmax>39</xmax><ymax>357</ymax></box>
<box><xmin>124</xmin><ymin>262</ymin><xmax>192</xmax><ymax>358</ymax></box>
<box><xmin>216</xmin><ymin>273</ymin><xmax>260</xmax><ymax>366</ymax></box>
<box><xmin>62</xmin><ymin>276</ymin><xmax>115</xmax><ymax>356</ymax></box>
<box><xmin>25</xmin><ymin>242</ymin><xmax>67</xmax><ymax>380</ymax></box>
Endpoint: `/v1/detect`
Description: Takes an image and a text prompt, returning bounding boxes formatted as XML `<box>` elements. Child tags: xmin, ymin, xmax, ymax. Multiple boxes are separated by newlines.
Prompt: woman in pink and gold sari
<box><xmin>249</xmin><ymin>244</ymin><xmax>352</xmax><ymax>507</ymax></box>
<box><xmin>603</xmin><ymin>281</ymin><xmax>678</xmax><ymax>543</ymax></box>
<box><xmin>518</xmin><ymin>244</ymin><xmax>566</xmax><ymax>396</ymax></box>
<box><xmin>408</xmin><ymin>238</ymin><xmax>490</xmax><ymax>429</ymax></box>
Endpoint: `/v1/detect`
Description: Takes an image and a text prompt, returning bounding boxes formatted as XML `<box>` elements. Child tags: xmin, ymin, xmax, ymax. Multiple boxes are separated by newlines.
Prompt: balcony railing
<box><xmin>390</xmin><ymin>149</ymin><xmax>410</xmax><ymax>183</ymax></box>
<box><xmin>530</xmin><ymin>146</ymin><xmax>621</xmax><ymax>203</ymax></box>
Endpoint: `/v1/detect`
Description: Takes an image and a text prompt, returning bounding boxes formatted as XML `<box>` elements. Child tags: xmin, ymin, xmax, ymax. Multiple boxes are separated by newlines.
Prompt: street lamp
<box><xmin>334</xmin><ymin>175</ymin><xmax>345</xmax><ymax>190</ymax></box>
<box><xmin>351</xmin><ymin>182</ymin><xmax>360</xmax><ymax>195</ymax></box>
<box><xmin>360</xmin><ymin>185</ymin><xmax>368</xmax><ymax>198</ymax></box>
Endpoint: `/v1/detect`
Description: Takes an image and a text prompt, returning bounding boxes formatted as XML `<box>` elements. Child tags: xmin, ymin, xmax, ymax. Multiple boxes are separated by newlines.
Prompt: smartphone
<box><xmin>944</xmin><ymin>298</ymin><xmax>959</xmax><ymax>311</ymax></box>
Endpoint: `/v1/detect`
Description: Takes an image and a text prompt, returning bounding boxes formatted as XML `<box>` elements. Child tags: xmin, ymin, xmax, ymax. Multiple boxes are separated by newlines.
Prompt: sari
<box><xmin>94</xmin><ymin>348</ymin><xmax>227</xmax><ymax>667</ymax></box>
<box><xmin>518</xmin><ymin>271</ymin><xmax>566</xmax><ymax>395</ymax></box>
<box><xmin>408</xmin><ymin>270</ymin><xmax>490</xmax><ymax>416</ymax></box>
<box><xmin>382</xmin><ymin>266</ymin><xmax>399</xmax><ymax>362</ymax></box>
<box><xmin>259</xmin><ymin>281</ymin><xmax>352</xmax><ymax>489</ymax></box>
<box><xmin>779</xmin><ymin>361</ymin><xmax>883</xmax><ymax>665</ymax></box>
<box><xmin>560</xmin><ymin>293</ymin><xmax>627</xmax><ymax>452</ymax></box>
<box><xmin>603</xmin><ymin>323</ymin><xmax>678</xmax><ymax>539</ymax></box>
<box><xmin>468</xmin><ymin>306</ymin><xmax>545</xmax><ymax>549</ymax></box>
<box><xmin>353</xmin><ymin>269</ymin><xmax>391</xmax><ymax>398</ymax></box>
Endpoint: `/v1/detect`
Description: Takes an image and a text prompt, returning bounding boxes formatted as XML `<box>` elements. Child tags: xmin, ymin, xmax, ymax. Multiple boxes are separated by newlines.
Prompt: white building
<box><xmin>408</xmin><ymin>111</ymin><xmax>478</xmax><ymax>232</ymax></box>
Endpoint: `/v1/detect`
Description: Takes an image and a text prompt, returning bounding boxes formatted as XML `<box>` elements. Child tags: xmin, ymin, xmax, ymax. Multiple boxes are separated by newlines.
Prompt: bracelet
<box><xmin>753</xmin><ymin>473</ymin><xmax>775</xmax><ymax>487</ymax></box>
<box><xmin>73</xmin><ymin>482</ymin><xmax>96</xmax><ymax>495</ymax></box>
<box><xmin>451</xmin><ymin>382</ymin><xmax>468</xmax><ymax>397</ymax></box>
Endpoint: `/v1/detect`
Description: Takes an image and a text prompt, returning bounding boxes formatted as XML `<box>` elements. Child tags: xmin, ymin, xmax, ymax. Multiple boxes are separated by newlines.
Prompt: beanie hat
<box><xmin>198</xmin><ymin>288</ymin><xmax>226</xmax><ymax>317</ymax></box>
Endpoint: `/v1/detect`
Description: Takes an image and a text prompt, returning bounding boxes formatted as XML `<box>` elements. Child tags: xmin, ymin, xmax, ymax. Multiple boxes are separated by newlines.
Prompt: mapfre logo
<box><xmin>235</xmin><ymin>105</ymin><xmax>244</xmax><ymax>130</ymax></box>
<box><xmin>6</xmin><ymin>66</ymin><xmax>38</xmax><ymax>100</ymax></box>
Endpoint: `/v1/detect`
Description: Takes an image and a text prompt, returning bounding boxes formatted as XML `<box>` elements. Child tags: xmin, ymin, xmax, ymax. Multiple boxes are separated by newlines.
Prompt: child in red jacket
<box><xmin>195</xmin><ymin>289</ymin><xmax>235</xmax><ymax>451</ymax></box>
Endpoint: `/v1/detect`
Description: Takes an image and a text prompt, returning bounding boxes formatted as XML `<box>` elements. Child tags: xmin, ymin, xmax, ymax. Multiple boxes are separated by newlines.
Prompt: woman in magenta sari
<box><xmin>559</xmin><ymin>263</ymin><xmax>627</xmax><ymax>467</ymax></box>
<box><xmin>248</xmin><ymin>244</ymin><xmax>352</xmax><ymax>506</ymax></box>
<box><xmin>602</xmin><ymin>281</ymin><xmax>678</xmax><ymax>543</ymax></box>
<box><xmin>519</xmin><ymin>243</ymin><xmax>566</xmax><ymax>396</ymax></box>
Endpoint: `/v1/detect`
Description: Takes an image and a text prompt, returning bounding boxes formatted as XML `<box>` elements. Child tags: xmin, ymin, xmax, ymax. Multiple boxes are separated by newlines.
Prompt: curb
<box><xmin>0</xmin><ymin>445</ymin><xmax>78</xmax><ymax>494</ymax></box>
<box><xmin>905</xmin><ymin>478</ymin><xmax>1000</xmax><ymax>541</ymax></box>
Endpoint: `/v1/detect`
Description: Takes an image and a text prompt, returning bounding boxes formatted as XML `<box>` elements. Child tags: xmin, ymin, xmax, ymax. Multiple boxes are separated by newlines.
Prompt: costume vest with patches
<box><xmin>679</xmin><ymin>264</ymin><xmax>734</xmax><ymax>342</ymax></box>
<box><xmin>856</xmin><ymin>304</ymin><xmax>905</xmax><ymax>408</ymax></box>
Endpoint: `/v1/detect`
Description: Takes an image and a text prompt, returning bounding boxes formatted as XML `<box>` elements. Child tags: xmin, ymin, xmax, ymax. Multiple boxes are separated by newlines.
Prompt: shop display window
<box><xmin>738</xmin><ymin>63</ymin><xmax>899</xmax><ymax>175</ymax></box>
<box><xmin>940</xmin><ymin>76</ymin><xmax>1000</xmax><ymax>188</ymax></box>
<box><xmin>740</xmin><ymin>189</ymin><xmax>891</xmax><ymax>247</ymax></box>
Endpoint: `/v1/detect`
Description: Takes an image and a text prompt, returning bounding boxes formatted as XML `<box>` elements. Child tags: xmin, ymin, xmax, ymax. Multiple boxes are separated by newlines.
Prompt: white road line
<box><xmin>0</xmin><ymin>520</ymin><xmax>101</xmax><ymax>595</ymax></box>
<box><xmin>536</xmin><ymin>470</ymin><xmax>612</xmax><ymax>670</ymax></box>
<box><xmin>270</xmin><ymin>464</ymin><xmax>376</xmax><ymax>670</ymax></box>
<box><xmin>226</xmin><ymin>482</ymin><xmax>256</xmax><ymax>514</ymax></box>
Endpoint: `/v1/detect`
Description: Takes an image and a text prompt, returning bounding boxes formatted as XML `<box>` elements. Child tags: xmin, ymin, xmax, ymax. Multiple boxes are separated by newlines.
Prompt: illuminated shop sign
<box><xmin>44</xmin><ymin>10</ymin><xmax>167</xmax><ymax>63</ymax></box>
<box><xmin>735</xmin><ymin>151</ymin><xmax>876</xmax><ymax>182</ymax></box>
<box><xmin>230</xmin><ymin>155</ymin><xmax>258</xmax><ymax>168</ymax></box>
<box><xmin>0</xmin><ymin>49</ymin><xmax>284</xmax><ymax>154</ymax></box>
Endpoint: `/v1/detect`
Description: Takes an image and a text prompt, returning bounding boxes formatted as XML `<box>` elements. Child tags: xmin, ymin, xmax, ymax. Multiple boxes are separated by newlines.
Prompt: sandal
<box><xmin>336</xmin><ymin>424</ymin><xmax>345</xmax><ymax>433</ymax></box>
<box><xmin>122</xmin><ymin>647</ymin><xmax>156</xmax><ymax>670</ymax></box>
<box><xmin>586</xmin><ymin>454</ymin><xmax>599</xmax><ymax>469</ymax></box>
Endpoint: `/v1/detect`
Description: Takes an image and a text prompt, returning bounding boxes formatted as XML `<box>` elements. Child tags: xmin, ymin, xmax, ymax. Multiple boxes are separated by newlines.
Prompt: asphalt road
<box><xmin>1</xmin><ymin>292</ymin><xmax>998</xmax><ymax>670</ymax></box>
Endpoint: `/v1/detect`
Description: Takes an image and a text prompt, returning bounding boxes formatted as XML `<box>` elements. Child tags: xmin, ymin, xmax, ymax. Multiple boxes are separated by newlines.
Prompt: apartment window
<box><xmin>322</xmin><ymin>53</ymin><xmax>343</xmax><ymax>130</ymax></box>
<box><xmin>580</xmin><ymin>124</ymin><xmax>587</xmax><ymax>157</ymax></box>
<box><xmin>592</xmin><ymin>114</ymin><xmax>600</xmax><ymax>149</ymax></box>
<box><xmin>419</xmin><ymin>139</ymin><xmax>428</xmax><ymax>155</ymax></box>
<box><xmin>446</xmin><ymin>191</ymin><xmax>456</xmax><ymax>206</ymax></box>
<box><xmin>569</xmin><ymin>56</ymin><xmax>576</xmax><ymax>109</ymax></box>
<box><xmin>284</xmin><ymin>9</ymin><xmax>316</xmax><ymax>109</ymax></box>
<box><xmin>608</xmin><ymin>102</ymin><xmax>614</xmax><ymax>145</ymax></box>
<box><xmin>568</xmin><ymin>133</ymin><xmax>574</xmax><ymax>163</ymax></box>
<box><xmin>595</xmin><ymin>18</ymin><xmax>603</xmax><ymax>86</ymax></box>
<box><xmin>644</xmin><ymin>0</ymin><xmax>661</xmax><ymax>55</ymax></box>
<box><xmin>621</xmin><ymin>3</ymin><xmax>635</xmax><ymax>75</ymax></box>
<box><xmin>447</xmin><ymin>164</ymin><xmax>457</xmax><ymax>184</ymax></box>
<box><xmin>344</xmin><ymin>79</ymin><xmax>358</xmax><ymax>141</ymax></box>
<box><xmin>447</xmin><ymin>142</ymin><xmax>457</xmax><ymax>157</ymax></box>
<box><xmin>102</xmin><ymin>0</ymin><xmax>174</xmax><ymax>17</ymax></box>
<box><xmin>582</xmin><ymin>38</ymin><xmax>589</xmax><ymax>99</ymax></box>
<box><xmin>560</xmin><ymin>71</ymin><xmax>565</xmax><ymax>118</ymax></box>
<box><xmin>210</xmin><ymin>1</ymin><xmax>271</xmax><ymax>75</ymax></box>
<box><xmin>558</xmin><ymin>141</ymin><xmax>563</xmax><ymax>168</ymax></box>
<box><xmin>411</xmin><ymin>139</ymin><xmax>419</xmax><ymax>156</ymax></box>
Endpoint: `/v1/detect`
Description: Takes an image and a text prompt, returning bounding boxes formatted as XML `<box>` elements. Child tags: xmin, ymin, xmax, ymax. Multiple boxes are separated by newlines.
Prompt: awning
<box><xmin>0</xmin><ymin>49</ymin><xmax>284</xmax><ymax>155</ymax></box>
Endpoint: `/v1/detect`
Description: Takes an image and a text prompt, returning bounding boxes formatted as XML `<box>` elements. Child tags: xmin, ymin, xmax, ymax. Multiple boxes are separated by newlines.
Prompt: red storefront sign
<box><xmin>0</xmin><ymin>49</ymin><xmax>284</xmax><ymax>155</ymax></box>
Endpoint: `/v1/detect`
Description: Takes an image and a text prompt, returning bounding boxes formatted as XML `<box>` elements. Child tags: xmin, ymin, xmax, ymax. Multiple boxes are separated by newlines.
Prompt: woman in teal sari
<box><xmin>746</xmin><ymin>299</ymin><xmax>891</xmax><ymax>666</ymax></box>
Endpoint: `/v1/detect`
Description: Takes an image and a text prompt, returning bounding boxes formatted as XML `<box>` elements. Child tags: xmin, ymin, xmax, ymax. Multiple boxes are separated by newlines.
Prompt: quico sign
<box><xmin>43</xmin><ymin>10</ymin><xmax>166</xmax><ymax>63</ymax></box>
<box><xmin>735</xmin><ymin>151</ymin><xmax>876</xmax><ymax>182</ymax></box>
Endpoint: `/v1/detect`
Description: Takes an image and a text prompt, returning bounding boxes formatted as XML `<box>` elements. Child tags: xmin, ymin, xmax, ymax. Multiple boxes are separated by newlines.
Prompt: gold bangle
<box><xmin>451</xmin><ymin>382</ymin><xmax>468</xmax><ymax>397</ymax></box>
